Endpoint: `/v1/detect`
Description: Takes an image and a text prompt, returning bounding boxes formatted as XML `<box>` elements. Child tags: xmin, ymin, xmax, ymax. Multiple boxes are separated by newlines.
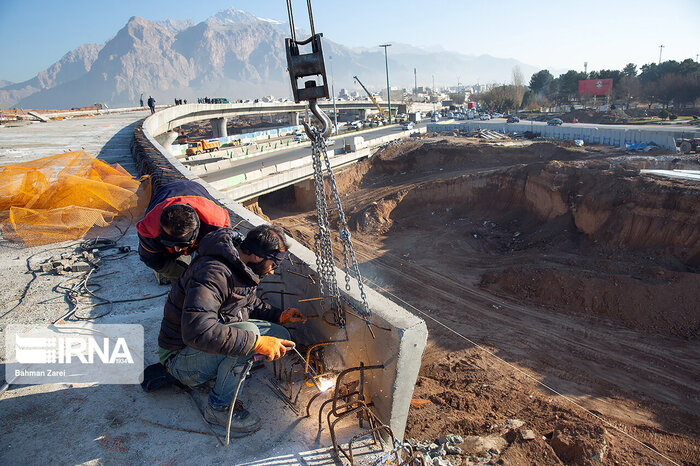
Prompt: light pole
<box><xmin>659</xmin><ymin>45</ymin><xmax>664</xmax><ymax>65</ymax></box>
<box><xmin>379</xmin><ymin>44</ymin><xmax>392</xmax><ymax>123</ymax></box>
<box><xmin>329</xmin><ymin>55</ymin><xmax>338</xmax><ymax>135</ymax></box>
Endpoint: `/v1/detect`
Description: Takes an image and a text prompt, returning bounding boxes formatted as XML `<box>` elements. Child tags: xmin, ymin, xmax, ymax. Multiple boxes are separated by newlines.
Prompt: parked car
<box><xmin>491</xmin><ymin>113</ymin><xmax>503</xmax><ymax>118</ymax></box>
<box><xmin>402</xmin><ymin>122</ymin><xmax>415</xmax><ymax>130</ymax></box>
<box><xmin>431</xmin><ymin>115</ymin><xmax>440</xmax><ymax>122</ymax></box>
<box><xmin>547</xmin><ymin>118</ymin><xmax>563</xmax><ymax>126</ymax></box>
<box><xmin>480</xmin><ymin>114</ymin><xmax>491</xmax><ymax>120</ymax></box>
<box><xmin>506</xmin><ymin>116</ymin><xmax>520</xmax><ymax>123</ymax></box>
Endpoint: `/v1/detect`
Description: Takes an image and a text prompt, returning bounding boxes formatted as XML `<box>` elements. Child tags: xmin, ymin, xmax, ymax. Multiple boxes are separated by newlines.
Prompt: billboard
<box><xmin>579</xmin><ymin>78</ymin><xmax>613</xmax><ymax>96</ymax></box>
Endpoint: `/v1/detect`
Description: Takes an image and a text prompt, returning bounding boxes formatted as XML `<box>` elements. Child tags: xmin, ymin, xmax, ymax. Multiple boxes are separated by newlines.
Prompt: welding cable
<box><xmin>363</xmin><ymin>277</ymin><xmax>682</xmax><ymax>466</ymax></box>
<box><xmin>2</xmin><ymin>234</ymin><xmax>130</xmax><ymax>319</ymax></box>
<box><xmin>0</xmin><ymin>242</ymin><xmax>83</xmax><ymax>319</ymax></box>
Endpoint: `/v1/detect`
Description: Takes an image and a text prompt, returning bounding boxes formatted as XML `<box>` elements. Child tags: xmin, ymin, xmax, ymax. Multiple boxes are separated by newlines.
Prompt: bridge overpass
<box><xmin>147</xmin><ymin>101</ymin><xmax>393</xmax><ymax>143</ymax></box>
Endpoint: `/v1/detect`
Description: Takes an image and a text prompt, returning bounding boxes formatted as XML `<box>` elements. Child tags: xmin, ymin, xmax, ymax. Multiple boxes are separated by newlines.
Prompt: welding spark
<box><xmin>318</xmin><ymin>375</ymin><xmax>336</xmax><ymax>392</ymax></box>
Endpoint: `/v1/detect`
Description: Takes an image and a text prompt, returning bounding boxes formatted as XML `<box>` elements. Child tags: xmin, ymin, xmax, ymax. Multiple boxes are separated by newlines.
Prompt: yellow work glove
<box><xmin>252</xmin><ymin>335</ymin><xmax>295</xmax><ymax>361</ymax></box>
<box><xmin>279</xmin><ymin>307</ymin><xmax>307</xmax><ymax>324</ymax></box>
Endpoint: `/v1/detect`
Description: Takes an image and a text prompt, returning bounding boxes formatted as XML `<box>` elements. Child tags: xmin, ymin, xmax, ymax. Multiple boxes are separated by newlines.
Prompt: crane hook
<box><xmin>304</xmin><ymin>99</ymin><xmax>332</xmax><ymax>140</ymax></box>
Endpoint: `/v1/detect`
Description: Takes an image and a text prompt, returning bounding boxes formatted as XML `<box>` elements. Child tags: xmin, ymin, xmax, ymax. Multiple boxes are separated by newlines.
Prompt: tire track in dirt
<box><xmin>350</xmin><ymin>244</ymin><xmax>700</xmax><ymax>424</ymax></box>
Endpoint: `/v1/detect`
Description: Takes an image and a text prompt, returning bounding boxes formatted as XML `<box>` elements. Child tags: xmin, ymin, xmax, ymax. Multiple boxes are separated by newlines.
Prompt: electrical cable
<box><xmin>362</xmin><ymin>276</ymin><xmax>681</xmax><ymax>466</ymax></box>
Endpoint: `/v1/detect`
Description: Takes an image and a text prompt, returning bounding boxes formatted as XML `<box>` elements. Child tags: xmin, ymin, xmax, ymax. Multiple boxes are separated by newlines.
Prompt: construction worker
<box><xmin>136</xmin><ymin>180</ymin><xmax>230</xmax><ymax>284</ymax></box>
<box><xmin>157</xmin><ymin>224</ymin><xmax>306</xmax><ymax>435</ymax></box>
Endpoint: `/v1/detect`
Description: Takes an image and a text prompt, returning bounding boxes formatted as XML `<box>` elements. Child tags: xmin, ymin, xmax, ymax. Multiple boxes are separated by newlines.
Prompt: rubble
<box><xmin>407</xmin><ymin>434</ymin><xmax>464</xmax><ymax>465</ymax></box>
<box><xmin>38</xmin><ymin>250</ymin><xmax>100</xmax><ymax>274</ymax></box>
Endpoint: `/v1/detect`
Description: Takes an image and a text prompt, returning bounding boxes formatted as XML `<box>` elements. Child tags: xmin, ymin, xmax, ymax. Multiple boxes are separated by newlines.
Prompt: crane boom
<box><xmin>353</xmin><ymin>75</ymin><xmax>387</xmax><ymax>118</ymax></box>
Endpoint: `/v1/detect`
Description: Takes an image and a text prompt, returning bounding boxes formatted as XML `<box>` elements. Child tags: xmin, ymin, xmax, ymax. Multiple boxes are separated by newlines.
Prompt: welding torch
<box><xmin>286</xmin><ymin>344</ymin><xmax>326</xmax><ymax>392</ymax></box>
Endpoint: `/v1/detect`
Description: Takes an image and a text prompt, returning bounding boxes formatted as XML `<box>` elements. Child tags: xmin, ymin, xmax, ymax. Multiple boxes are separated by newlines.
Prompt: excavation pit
<box><xmin>257</xmin><ymin>137</ymin><xmax>700</xmax><ymax>464</ymax></box>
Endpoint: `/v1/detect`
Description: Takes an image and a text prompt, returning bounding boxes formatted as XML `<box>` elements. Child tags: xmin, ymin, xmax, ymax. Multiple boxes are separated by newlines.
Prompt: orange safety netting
<box><xmin>0</xmin><ymin>151</ymin><xmax>151</xmax><ymax>245</ymax></box>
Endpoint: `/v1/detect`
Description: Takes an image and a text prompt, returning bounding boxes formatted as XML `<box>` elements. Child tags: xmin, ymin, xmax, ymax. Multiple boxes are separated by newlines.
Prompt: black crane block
<box><xmin>285</xmin><ymin>34</ymin><xmax>330</xmax><ymax>103</ymax></box>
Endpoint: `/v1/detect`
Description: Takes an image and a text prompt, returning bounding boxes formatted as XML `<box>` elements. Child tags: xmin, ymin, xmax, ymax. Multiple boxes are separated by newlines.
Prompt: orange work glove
<box><xmin>252</xmin><ymin>335</ymin><xmax>295</xmax><ymax>361</ymax></box>
<box><xmin>279</xmin><ymin>307</ymin><xmax>307</xmax><ymax>324</ymax></box>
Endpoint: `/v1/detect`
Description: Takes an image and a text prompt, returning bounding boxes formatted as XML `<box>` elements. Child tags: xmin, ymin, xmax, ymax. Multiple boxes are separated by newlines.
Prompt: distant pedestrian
<box><xmin>140</xmin><ymin>93</ymin><xmax>144</xmax><ymax>107</ymax></box>
<box><xmin>148</xmin><ymin>96</ymin><xmax>156</xmax><ymax>114</ymax></box>
<box><xmin>183</xmin><ymin>99</ymin><xmax>187</xmax><ymax>105</ymax></box>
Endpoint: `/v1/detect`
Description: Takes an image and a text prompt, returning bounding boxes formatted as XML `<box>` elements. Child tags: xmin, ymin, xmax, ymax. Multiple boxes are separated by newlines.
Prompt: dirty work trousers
<box><xmin>165</xmin><ymin>320</ymin><xmax>290</xmax><ymax>410</ymax></box>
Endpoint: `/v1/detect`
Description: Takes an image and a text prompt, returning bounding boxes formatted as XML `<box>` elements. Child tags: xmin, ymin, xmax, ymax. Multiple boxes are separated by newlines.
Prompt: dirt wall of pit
<box><xmin>318</xmin><ymin>141</ymin><xmax>700</xmax><ymax>337</ymax></box>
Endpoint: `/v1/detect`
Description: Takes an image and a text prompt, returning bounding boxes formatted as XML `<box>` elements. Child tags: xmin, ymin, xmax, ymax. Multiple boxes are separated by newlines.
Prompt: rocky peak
<box><xmin>208</xmin><ymin>7</ymin><xmax>260</xmax><ymax>25</ymax></box>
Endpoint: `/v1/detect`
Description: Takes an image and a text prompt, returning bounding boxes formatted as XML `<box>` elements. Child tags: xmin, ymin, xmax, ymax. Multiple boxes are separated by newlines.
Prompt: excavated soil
<box><xmin>256</xmin><ymin>137</ymin><xmax>700</xmax><ymax>465</ymax></box>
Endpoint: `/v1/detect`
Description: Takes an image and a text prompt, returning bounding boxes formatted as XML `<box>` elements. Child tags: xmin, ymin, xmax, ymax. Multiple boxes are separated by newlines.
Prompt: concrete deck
<box><xmin>0</xmin><ymin>112</ymin><xmax>393</xmax><ymax>465</ymax></box>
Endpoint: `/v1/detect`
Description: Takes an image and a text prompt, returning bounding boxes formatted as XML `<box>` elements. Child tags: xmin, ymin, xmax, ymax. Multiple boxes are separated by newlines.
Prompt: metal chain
<box><xmin>308</xmin><ymin>127</ymin><xmax>371</xmax><ymax>326</ymax></box>
<box><xmin>309</xmin><ymin>128</ymin><xmax>344</xmax><ymax>327</ymax></box>
<box><xmin>319</xmin><ymin>139</ymin><xmax>370</xmax><ymax>318</ymax></box>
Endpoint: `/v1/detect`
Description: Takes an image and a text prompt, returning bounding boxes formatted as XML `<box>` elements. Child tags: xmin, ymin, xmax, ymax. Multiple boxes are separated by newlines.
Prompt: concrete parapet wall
<box><xmin>170</xmin><ymin>124</ymin><xmax>303</xmax><ymax>156</ymax></box>
<box><xmin>134</xmin><ymin>111</ymin><xmax>427</xmax><ymax>441</ymax></box>
<box><xmin>210</xmin><ymin>127</ymin><xmax>427</xmax><ymax>201</ymax></box>
<box><xmin>141</xmin><ymin>102</ymin><xmax>389</xmax><ymax>137</ymax></box>
<box><xmin>427</xmin><ymin>121</ymin><xmax>689</xmax><ymax>151</ymax></box>
<box><xmin>210</xmin><ymin>147</ymin><xmax>371</xmax><ymax>199</ymax></box>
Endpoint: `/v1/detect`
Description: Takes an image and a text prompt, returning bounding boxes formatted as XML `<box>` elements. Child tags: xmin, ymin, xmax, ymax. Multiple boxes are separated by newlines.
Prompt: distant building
<box><xmin>380</xmin><ymin>88</ymin><xmax>404</xmax><ymax>103</ymax></box>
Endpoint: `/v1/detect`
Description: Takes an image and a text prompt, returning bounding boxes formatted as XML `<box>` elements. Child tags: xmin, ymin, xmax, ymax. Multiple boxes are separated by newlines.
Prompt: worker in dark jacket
<box><xmin>157</xmin><ymin>224</ymin><xmax>306</xmax><ymax>435</ymax></box>
<box><xmin>136</xmin><ymin>180</ymin><xmax>230</xmax><ymax>284</ymax></box>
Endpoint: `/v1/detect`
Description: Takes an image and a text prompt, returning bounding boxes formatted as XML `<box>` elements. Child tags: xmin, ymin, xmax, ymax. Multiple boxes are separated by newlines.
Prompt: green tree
<box><xmin>640</xmin><ymin>59</ymin><xmax>700</xmax><ymax>107</ymax></box>
<box><xmin>558</xmin><ymin>70</ymin><xmax>588</xmax><ymax>99</ymax></box>
<box><xmin>589</xmin><ymin>69</ymin><xmax>624</xmax><ymax>84</ymax></box>
<box><xmin>529</xmin><ymin>70</ymin><xmax>554</xmax><ymax>94</ymax></box>
<box><xmin>623</xmin><ymin>63</ymin><xmax>638</xmax><ymax>78</ymax></box>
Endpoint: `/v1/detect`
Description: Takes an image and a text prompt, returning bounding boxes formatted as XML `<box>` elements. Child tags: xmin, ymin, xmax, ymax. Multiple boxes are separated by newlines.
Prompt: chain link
<box><xmin>308</xmin><ymin>127</ymin><xmax>372</xmax><ymax>328</ymax></box>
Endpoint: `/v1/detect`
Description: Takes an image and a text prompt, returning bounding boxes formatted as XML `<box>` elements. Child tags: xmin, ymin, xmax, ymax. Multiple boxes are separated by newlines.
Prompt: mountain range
<box><xmin>0</xmin><ymin>8</ymin><xmax>541</xmax><ymax>109</ymax></box>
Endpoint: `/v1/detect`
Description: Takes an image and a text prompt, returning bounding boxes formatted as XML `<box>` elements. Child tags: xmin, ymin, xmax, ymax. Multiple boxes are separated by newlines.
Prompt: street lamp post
<box><xmin>329</xmin><ymin>55</ymin><xmax>338</xmax><ymax>135</ymax></box>
<box><xmin>380</xmin><ymin>44</ymin><xmax>392</xmax><ymax>123</ymax></box>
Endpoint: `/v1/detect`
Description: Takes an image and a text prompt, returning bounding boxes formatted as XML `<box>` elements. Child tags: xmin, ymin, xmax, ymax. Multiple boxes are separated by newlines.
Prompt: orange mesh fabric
<box><xmin>0</xmin><ymin>151</ymin><xmax>151</xmax><ymax>245</ymax></box>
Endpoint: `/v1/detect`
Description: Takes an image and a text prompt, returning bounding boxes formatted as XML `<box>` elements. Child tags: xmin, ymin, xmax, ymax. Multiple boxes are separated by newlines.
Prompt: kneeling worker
<box><xmin>157</xmin><ymin>224</ymin><xmax>306</xmax><ymax>435</ymax></box>
<box><xmin>136</xmin><ymin>180</ymin><xmax>230</xmax><ymax>283</ymax></box>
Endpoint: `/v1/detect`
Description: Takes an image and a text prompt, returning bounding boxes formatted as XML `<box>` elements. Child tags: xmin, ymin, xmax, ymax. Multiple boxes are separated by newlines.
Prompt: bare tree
<box><xmin>512</xmin><ymin>65</ymin><xmax>524</xmax><ymax>87</ymax></box>
<box><xmin>509</xmin><ymin>66</ymin><xmax>526</xmax><ymax>110</ymax></box>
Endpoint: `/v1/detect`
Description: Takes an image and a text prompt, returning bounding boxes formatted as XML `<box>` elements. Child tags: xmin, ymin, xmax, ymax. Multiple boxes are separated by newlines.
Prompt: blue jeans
<box><xmin>165</xmin><ymin>319</ymin><xmax>289</xmax><ymax>409</ymax></box>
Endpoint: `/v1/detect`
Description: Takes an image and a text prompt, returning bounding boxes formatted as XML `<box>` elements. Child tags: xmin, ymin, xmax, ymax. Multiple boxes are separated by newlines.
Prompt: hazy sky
<box><xmin>0</xmin><ymin>0</ymin><xmax>698</xmax><ymax>83</ymax></box>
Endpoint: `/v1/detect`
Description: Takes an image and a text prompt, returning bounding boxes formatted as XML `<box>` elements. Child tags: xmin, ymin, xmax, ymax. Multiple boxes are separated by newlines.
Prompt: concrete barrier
<box><xmin>138</xmin><ymin>113</ymin><xmax>428</xmax><ymax>441</ymax></box>
<box><xmin>427</xmin><ymin>121</ymin><xmax>692</xmax><ymax>152</ymax></box>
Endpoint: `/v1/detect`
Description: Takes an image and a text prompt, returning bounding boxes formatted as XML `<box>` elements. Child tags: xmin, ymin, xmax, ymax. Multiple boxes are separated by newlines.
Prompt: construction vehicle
<box><xmin>353</xmin><ymin>75</ymin><xmax>388</xmax><ymax>121</ymax></box>
<box><xmin>677</xmin><ymin>137</ymin><xmax>700</xmax><ymax>154</ymax></box>
<box><xmin>185</xmin><ymin>139</ymin><xmax>221</xmax><ymax>156</ymax></box>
